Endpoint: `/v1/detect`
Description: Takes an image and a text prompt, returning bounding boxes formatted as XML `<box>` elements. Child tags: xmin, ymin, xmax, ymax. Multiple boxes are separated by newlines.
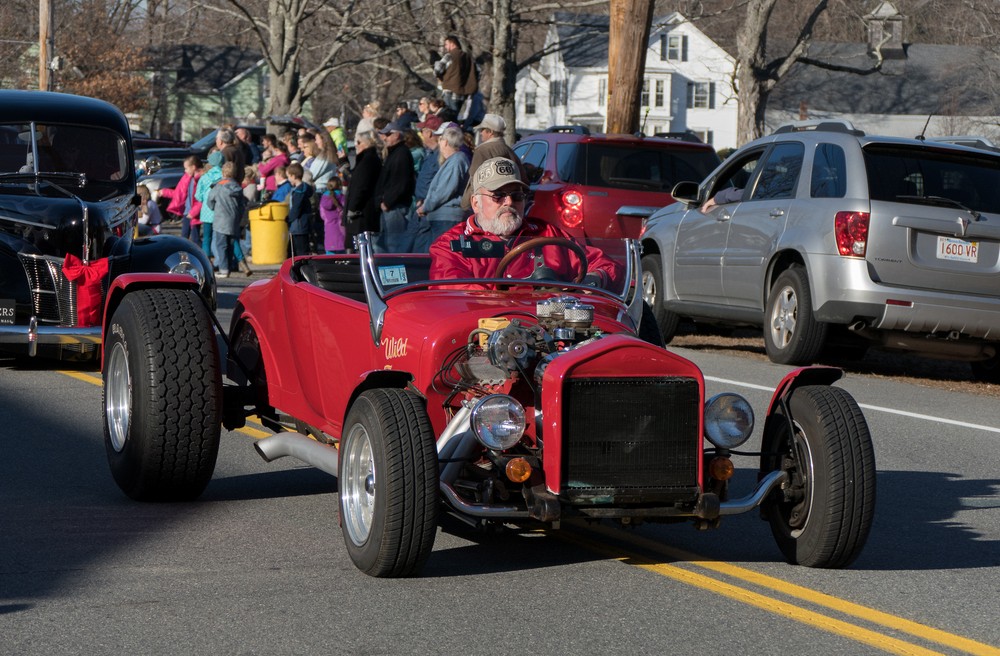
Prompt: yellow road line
<box><xmin>583</xmin><ymin>525</ymin><xmax>1000</xmax><ymax>656</ymax></box>
<box><xmin>563</xmin><ymin>531</ymin><xmax>945</xmax><ymax>656</ymax></box>
<box><xmin>58</xmin><ymin>369</ymin><xmax>102</xmax><ymax>385</ymax></box>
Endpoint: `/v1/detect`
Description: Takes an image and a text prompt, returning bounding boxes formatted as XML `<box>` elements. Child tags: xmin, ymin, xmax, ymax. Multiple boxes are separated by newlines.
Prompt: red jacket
<box><xmin>258</xmin><ymin>151</ymin><xmax>290</xmax><ymax>191</ymax></box>
<box><xmin>159</xmin><ymin>171</ymin><xmax>202</xmax><ymax>220</ymax></box>
<box><xmin>429</xmin><ymin>216</ymin><xmax>622</xmax><ymax>289</ymax></box>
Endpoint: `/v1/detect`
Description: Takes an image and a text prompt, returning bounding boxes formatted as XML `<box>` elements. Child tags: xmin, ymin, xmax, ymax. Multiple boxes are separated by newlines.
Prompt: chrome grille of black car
<box><xmin>561</xmin><ymin>377</ymin><xmax>701</xmax><ymax>502</ymax></box>
<box><xmin>18</xmin><ymin>254</ymin><xmax>77</xmax><ymax>326</ymax></box>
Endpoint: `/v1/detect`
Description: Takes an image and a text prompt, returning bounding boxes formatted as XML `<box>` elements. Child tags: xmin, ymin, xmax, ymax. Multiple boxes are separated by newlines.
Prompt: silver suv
<box><xmin>640</xmin><ymin>120</ymin><xmax>1000</xmax><ymax>381</ymax></box>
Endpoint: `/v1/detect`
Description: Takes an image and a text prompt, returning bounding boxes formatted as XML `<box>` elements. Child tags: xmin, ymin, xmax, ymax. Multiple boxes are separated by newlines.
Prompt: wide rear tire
<box><xmin>103</xmin><ymin>288</ymin><xmax>222</xmax><ymax>501</ymax></box>
<box><xmin>339</xmin><ymin>388</ymin><xmax>439</xmax><ymax>577</ymax></box>
<box><xmin>641</xmin><ymin>253</ymin><xmax>680</xmax><ymax>343</ymax></box>
<box><xmin>760</xmin><ymin>385</ymin><xmax>876</xmax><ymax>568</ymax></box>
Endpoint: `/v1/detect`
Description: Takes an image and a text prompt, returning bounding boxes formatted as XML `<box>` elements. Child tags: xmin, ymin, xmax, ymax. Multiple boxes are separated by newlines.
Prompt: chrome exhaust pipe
<box><xmin>255</xmin><ymin>432</ymin><xmax>339</xmax><ymax>477</ymax></box>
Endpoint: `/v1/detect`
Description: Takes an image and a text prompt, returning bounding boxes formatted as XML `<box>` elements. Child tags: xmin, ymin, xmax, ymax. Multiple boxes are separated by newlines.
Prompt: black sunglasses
<box><xmin>479</xmin><ymin>191</ymin><xmax>526</xmax><ymax>203</ymax></box>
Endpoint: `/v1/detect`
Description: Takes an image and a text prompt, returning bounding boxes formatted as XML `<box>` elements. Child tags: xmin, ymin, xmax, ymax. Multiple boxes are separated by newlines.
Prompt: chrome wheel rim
<box><xmin>342</xmin><ymin>424</ymin><xmax>376</xmax><ymax>546</ymax></box>
<box><xmin>785</xmin><ymin>421</ymin><xmax>816</xmax><ymax>537</ymax></box>
<box><xmin>641</xmin><ymin>270</ymin><xmax>657</xmax><ymax>306</ymax></box>
<box><xmin>105</xmin><ymin>340</ymin><xmax>131</xmax><ymax>452</ymax></box>
<box><xmin>769</xmin><ymin>285</ymin><xmax>798</xmax><ymax>349</ymax></box>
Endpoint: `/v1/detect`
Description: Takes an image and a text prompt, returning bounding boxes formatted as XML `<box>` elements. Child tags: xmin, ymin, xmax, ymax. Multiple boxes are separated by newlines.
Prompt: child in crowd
<box><xmin>136</xmin><ymin>185</ymin><xmax>162</xmax><ymax>235</ymax></box>
<box><xmin>271</xmin><ymin>165</ymin><xmax>292</xmax><ymax>203</ymax></box>
<box><xmin>206</xmin><ymin>161</ymin><xmax>248</xmax><ymax>278</ymax></box>
<box><xmin>158</xmin><ymin>155</ymin><xmax>202</xmax><ymax>244</ymax></box>
<box><xmin>319</xmin><ymin>177</ymin><xmax>346</xmax><ymax>254</ymax></box>
<box><xmin>285</xmin><ymin>162</ymin><xmax>314</xmax><ymax>257</ymax></box>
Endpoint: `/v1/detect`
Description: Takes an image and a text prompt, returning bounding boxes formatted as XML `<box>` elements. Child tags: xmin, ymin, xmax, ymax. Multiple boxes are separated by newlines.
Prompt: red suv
<box><xmin>513</xmin><ymin>126</ymin><xmax>720</xmax><ymax>240</ymax></box>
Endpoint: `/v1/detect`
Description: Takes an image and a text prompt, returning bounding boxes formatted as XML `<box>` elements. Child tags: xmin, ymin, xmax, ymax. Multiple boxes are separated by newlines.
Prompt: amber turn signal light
<box><xmin>708</xmin><ymin>456</ymin><xmax>734</xmax><ymax>481</ymax></box>
<box><xmin>505</xmin><ymin>457</ymin><xmax>532</xmax><ymax>483</ymax></box>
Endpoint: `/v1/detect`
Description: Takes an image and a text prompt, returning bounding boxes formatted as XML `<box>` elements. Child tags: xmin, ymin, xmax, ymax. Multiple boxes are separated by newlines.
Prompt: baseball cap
<box><xmin>323</xmin><ymin>117</ymin><xmax>340</xmax><ymax>128</ymax></box>
<box><xmin>472</xmin><ymin>157</ymin><xmax>526</xmax><ymax>192</ymax></box>
<box><xmin>378</xmin><ymin>120</ymin><xmax>407</xmax><ymax>135</ymax></box>
<box><xmin>415</xmin><ymin>115</ymin><xmax>443</xmax><ymax>131</ymax></box>
<box><xmin>433</xmin><ymin>121</ymin><xmax>461</xmax><ymax>136</ymax></box>
<box><xmin>474</xmin><ymin>114</ymin><xmax>506</xmax><ymax>133</ymax></box>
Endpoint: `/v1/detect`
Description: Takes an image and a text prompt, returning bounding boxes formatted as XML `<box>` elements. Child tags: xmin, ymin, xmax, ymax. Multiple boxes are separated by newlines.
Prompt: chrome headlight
<box><xmin>470</xmin><ymin>394</ymin><xmax>526</xmax><ymax>451</ymax></box>
<box><xmin>165</xmin><ymin>251</ymin><xmax>206</xmax><ymax>288</ymax></box>
<box><xmin>704</xmin><ymin>393</ymin><xmax>754</xmax><ymax>449</ymax></box>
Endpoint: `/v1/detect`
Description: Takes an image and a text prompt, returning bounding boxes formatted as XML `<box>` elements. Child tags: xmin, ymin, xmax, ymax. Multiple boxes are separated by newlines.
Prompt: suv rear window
<box><xmin>863</xmin><ymin>144</ymin><xmax>1000</xmax><ymax>213</ymax></box>
<box><xmin>564</xmin><ymin>143</ymin><xmax>718</xmax><ymax>192</ymax></box>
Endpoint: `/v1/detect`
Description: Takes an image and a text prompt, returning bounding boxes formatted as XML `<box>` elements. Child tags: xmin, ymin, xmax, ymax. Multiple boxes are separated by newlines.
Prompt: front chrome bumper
<box><xmin>0</xmin><ymin>318</ymin><xmax>101</xmax><ymax>356</ymax></box>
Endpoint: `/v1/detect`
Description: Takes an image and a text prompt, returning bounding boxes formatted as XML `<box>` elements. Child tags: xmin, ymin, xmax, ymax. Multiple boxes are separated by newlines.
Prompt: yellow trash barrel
<box><xmin>248</xmin><ymin>203</ymin><xmax>289</xmax><ymax>265</ymax></box>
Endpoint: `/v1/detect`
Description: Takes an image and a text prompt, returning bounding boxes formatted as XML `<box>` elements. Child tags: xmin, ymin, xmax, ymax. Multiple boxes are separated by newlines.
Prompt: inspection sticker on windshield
<box><xmin>937</xmin><ymin>236</ymin><xmax>979</xmax><ymax>263</ymax></box>
<box><xmin>378</xmin><ymin>265</ymin><xmax>408</xmax><ymax>285</ymax></box>
<box><xmin>0</xmin><ymin>299</ymin><xmax>13</xmax><ymax>325</ymax></box>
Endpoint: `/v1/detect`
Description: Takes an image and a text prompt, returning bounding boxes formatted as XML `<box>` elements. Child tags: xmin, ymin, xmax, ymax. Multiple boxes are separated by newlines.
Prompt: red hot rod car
<box><xmin>101</xmin><ymin>233</ymin><xmax>876</xmax><ymax>577</ymax></box>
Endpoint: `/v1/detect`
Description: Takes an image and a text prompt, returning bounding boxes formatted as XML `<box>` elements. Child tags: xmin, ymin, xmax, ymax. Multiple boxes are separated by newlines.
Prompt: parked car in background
<box><xmin>0</xmin><ymin>90</ymin><xmax>215</xmax><ymax>362</ymax></box>
<box><xmin>640</xmin><ymin>120</ymin><xmax>1000</xmax><ymax>381</ymax></box>
<box><xmin>513</xmin><ymin>126</ymin><xmax>720</xmax><ymax>241</ymax></box>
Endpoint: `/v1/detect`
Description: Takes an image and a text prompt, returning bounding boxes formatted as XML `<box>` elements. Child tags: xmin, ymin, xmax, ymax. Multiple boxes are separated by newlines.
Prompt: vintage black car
<box><xmin>0</xmin><ymin>90</ymin><xmax>215</xmax><ymax>361</ymax></box>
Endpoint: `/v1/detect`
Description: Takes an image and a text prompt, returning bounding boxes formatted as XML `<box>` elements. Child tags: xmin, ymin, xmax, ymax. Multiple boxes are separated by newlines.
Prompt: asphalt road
<box><xmin>1</xmin><ymin>282</ymin><xmax>998</xmax><ymax>655</ymax></box>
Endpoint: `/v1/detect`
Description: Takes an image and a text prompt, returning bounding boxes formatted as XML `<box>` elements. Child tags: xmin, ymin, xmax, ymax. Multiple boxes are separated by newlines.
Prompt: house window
<box><xmin>525</xmin><ymin>91</ymin><xmax>536</xmax><ymax>115</ymax></box>
<box><xmin>687</xmin><ymin>81</ymin><xmax>716</xmax><ymax>109</ymax></box>
<box><xmin>655</xmin><ymin>79</ymin><xmax>664</xmax><ymax>107</ymax></box>
<box><xmin>598</xmin><ymin>78</ymin><xmax>606</xmax><ymax>107</ymax></box>
<box><xmin>661</xmin><ymin>34</ymin><xmax>688</xmax><ymax>61</ymax></box>
<box><xmin>641</xmin><ymin>79</ymin><xmax>650</xmax><ymax>107</ymax></box>
<box><xmin>549</xmin><ymin>79</ymin><xmax>567</xmax><ymax>107</ymax></box>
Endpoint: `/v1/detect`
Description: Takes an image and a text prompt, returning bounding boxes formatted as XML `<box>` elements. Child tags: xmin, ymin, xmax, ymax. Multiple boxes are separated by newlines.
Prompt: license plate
<box><xmin>937</xmin><ymin>236</ymin><xmax>979</xmax><ymax>263</ymax></box>
<box><xmin>0</xmin><ymin>299</ymin><xmax>13</xmax><ymax>325</ymax></box>
<box><xmin>378</xmin><ymin>264</ymin><xmax>408</xmax><ymax>285</ymax></box>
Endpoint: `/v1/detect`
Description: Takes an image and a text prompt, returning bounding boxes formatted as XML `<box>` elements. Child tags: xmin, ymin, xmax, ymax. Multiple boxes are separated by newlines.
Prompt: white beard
<box><xmin>479</xmin><ymin>206</ymin><xmax>522</xmax><ymax>236</ymax></box>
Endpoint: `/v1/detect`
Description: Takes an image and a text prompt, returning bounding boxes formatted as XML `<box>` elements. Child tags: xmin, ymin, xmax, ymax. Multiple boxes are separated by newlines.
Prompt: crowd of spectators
<box><xmin>151</xmin><ymin>34</ymin><xmax>528</xmax><ymax>262</ymax></box>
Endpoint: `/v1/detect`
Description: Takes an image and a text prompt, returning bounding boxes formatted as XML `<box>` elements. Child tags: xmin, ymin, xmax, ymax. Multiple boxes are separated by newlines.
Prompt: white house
<box><xmin>515</xmin><ymin>13</ymin><xmax>739</xmax><ymax>150</ymax></box>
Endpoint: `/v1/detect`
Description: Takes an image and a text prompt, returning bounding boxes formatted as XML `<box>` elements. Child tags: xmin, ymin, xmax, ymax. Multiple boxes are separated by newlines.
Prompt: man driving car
<box><xmin>429</xmin><ymin>157</ymin><xmax>621</xmax><ymax>289</ymax></box>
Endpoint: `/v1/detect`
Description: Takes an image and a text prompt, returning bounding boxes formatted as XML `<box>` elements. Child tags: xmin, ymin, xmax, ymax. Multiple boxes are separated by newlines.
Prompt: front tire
<box><xmin>339</xmin><ymin>389</ymin><xmax>439</xmax><ymax>577</ymax></box>
<box><xmin>641</xmin><ymin>253</ymin><xmax>680</xmax><ymax>343</ymax></box>
<box><xmin>103</xmin><ymin>288</ymin><xmax>222</xmax><ymax>501</ymax></box>
<box><xmin>760</xmin><ymin>385</ymin><xmax>876</xmax><ymax>568</ymax></box>
<box><xmin>764</xmin><ymin>267</ymin><xmax>827</xmax><ymax>365</ymax></box>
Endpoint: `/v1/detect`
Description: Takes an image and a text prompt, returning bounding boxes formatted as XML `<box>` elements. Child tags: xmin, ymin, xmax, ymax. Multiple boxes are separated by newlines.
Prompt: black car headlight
<box><xmin>471</xmin><ymin>394</ymin><xmax>526</xmax><ymax>451</ymax></box>
<box><xmin>165</xmin><ymin>251</ymin><xmax>206</xmax><ymax>288</ymax></box>
<box><xmin>704</xmin><ymin>393</ymin><xmax>754</xmax><ymax>449</ymax></box>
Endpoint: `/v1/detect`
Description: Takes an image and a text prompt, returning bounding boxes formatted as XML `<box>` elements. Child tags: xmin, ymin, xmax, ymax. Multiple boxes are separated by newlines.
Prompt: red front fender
<box><xmin>766</xmin><ymin>366</ymin><xmax>843</xmax><ymax>416</ymax></box>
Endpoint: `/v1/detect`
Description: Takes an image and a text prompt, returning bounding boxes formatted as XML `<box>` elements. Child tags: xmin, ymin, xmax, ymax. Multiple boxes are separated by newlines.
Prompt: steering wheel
<box><xmin>494</xmin><ymin>237</ymin><xmax>588</xmax><ymax>283</ymax></box>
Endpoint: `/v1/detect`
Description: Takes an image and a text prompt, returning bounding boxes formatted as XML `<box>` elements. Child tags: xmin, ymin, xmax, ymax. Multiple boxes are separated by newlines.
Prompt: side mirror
<box><xmin>670</xmin><ymin>180</ymin><xmax>701</xmax><ymax>206</ymax></box>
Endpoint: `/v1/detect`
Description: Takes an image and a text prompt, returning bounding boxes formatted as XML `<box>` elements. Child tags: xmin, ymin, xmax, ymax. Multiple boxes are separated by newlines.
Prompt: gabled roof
<box><xmin>551</xmin><ymin>12</ymin><xmax>712</xmax><ymax>69</ymax></box>
<box><xmin>770</xmin><ymin>41</ymin><xmax>1000</xmax><ymax>116</ymax></box>
<box><xmin>145</xmin><ymin>45</ymin><xmax>264</xmax><ymax>94</ymax></box>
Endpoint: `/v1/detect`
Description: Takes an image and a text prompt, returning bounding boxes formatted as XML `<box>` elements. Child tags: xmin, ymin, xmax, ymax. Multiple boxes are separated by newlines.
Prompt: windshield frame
<box><xmin>353</xmin><ymin>232</ymin><xmax>642</xmax><ymax>346</ymax></box>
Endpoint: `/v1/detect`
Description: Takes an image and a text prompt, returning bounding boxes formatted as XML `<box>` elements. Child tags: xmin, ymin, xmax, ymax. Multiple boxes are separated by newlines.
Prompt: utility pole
<box><xmin>39</xmin><ymin>0</ymin><xmax>54</xmax><ymax>91</ymax></box>
<box><xmin>606</xmin><ymin>0</ymin><xmax>654</xmax><ymax>135</ymax></box>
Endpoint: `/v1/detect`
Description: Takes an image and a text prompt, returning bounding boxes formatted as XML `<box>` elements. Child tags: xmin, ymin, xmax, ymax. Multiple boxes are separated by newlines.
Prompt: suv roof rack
<box><xmin>926</xmin><ymin>136</ymin><xmax>1000</xmax><ymax>152</ymax></box>
<box><xmin>772</xmin><ymin>119</ymin><xmax>865</xmax><ymax>137</ymax></box>
<box><xmin>654</xmin><ymin>130</ymin><xmax>703</xmax><ymax>143</ymax></box>
<box><xmin>545</xmin><ymin>125</ymin><xmax>590</xmax><ymax>135</ymax></box>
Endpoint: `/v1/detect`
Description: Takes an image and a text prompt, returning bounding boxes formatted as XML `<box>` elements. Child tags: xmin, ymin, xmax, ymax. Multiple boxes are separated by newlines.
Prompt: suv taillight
<box><xmin>558</xmin><ymin>190</ymin><xmax>584</xmax><ymax>229</ymax></box>
<box><xmin>835</xmin><ymin>211</ymin><xmax>869</xmax><ymax>257</ymax></box>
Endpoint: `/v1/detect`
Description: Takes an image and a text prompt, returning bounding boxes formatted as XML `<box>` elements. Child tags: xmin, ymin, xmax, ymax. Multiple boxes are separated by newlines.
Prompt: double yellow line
<box><xmin>562</xmin><ymin>525</ymin><xmax>999</xmax><ymax>656</ymax></box>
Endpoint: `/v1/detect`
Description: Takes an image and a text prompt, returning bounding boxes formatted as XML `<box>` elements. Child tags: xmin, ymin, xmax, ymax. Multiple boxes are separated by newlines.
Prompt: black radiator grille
<box><xmin>562</xmin><ymin>377</ymin><xmax>700</xmax><ymax>499</ymax></box>
<box><xmin>18</xmin><ymin>254</ymin><xmax>77</xmax><ymax>325</ymax></box>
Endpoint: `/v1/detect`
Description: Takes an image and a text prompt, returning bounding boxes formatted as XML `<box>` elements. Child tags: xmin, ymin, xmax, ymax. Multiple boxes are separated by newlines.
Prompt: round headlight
<box><xmin>471</xmin><ymin>395</ymin><xmax>526</xmax><ymax>451</ymax></box>
<box><xmin>165</xmin><ymin>251</ymin><xmax>205</xmax><ymax>288</ymax></box>
<box><xmin>704</xmin><ymin>393</ymin><xmax>755</xmax><ymax>449</ymax></box>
